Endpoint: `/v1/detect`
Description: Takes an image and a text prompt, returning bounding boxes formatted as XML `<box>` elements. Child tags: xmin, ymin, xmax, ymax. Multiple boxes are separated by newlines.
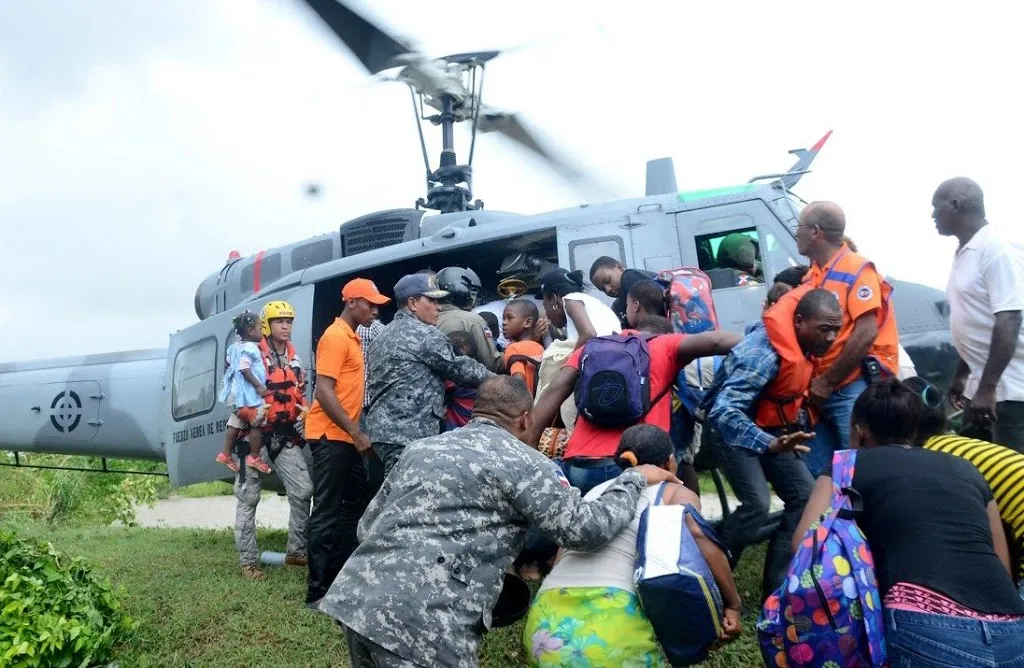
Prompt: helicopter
<box><xmin>0</xmin><ymin>0</ymin><xmax>957</xmax><ymax>493</ymax></box>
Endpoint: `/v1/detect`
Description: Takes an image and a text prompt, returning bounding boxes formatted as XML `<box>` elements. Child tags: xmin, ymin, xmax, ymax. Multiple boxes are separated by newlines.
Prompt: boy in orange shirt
<box><xmin>502</xmin><ymin>299</ymin><xmax>545</xmax><ymax>395</ymax></box>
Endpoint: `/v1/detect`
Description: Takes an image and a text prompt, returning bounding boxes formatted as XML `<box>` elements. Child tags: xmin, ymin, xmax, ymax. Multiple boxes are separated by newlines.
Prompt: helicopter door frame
<box><xmin>162</xmin><ymin>284</ymin><xmax>314</xmax><ymax>488</ymax></box>
<box><xmin>559</xmin><ymin>218</ymin><xmax>635</xmax><ymax>307</ymax></box>
<box><xmin>675</xmin><ymin>200</ymin><xmax>774</xmax><ymax>333</ymax></box>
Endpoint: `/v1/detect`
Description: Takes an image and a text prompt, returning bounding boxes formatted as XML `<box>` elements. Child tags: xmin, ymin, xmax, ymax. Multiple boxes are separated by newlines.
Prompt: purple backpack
<box><xmin>757</xmin><ymin>450</ymin><xmax>887</xmax><ymax>667</ymax></box>
<box><xmin>575</xmin><ymin>333</ymin><xmax>668</xmax><ymax>427</ymax></box>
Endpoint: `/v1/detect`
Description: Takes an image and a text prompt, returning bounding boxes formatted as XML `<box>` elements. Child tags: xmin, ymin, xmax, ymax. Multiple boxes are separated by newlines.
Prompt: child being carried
<box><xmin>216</xmin><ymin>311</ymin><xmax>273</xmax><ymax>474</ymax></box>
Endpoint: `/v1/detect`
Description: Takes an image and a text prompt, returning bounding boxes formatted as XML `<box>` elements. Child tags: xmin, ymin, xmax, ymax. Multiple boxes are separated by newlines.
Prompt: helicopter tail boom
<box><xmin>0</xmin><ymin>349</ymin><xmax>166</xmax><ymax>461</ymax></box>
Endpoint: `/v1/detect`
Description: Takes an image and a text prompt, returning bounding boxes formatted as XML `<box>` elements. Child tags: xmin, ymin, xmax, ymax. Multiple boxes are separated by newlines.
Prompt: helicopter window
<box><xmin>760</xmin><ymin>229</ymin><xmax>801</xmax><ymax>280</ymax></box>
<box><xmin>171</xmin><ymin>337</ymin><xmax>217</xmax><ymax>421</ymax></box>
<box><xmin>239</xmin><ymin>253</ymin><xmax>282</xmax><ymax>294</ymax></box>
<box><xmin>694</xmin><ymin>227</ymin><xmax>764</xmax><ymax>279</ymax></box>
<box><xmin>291</xmin><ymin>240</ymin><xmax>334</xmax><ymax>272</ymax></box>
<box><xmin>568</xmin><ymin>236</ymin><xmax>625</xmax><ymax>275</ymax></box>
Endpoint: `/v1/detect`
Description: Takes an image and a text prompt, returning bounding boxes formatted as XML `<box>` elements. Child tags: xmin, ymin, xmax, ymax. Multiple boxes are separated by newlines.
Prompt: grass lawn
<box><xmin>8</xmin><ymin>522</ymin><xmax>768</xmax><ymax>667</ymax></box>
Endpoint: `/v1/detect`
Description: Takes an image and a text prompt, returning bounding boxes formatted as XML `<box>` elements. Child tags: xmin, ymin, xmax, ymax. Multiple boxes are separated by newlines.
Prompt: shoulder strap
<box><xmin>831</xmin><ymin>449</ymin><xmax>857</xmax><ymax>488</ymax></box>
<box><xmin>506</xmin><ymin>354</ymin><xmax>541</xmax><ymax>370</ymax></box>
<box><xmin>652</xmin><ymin>481</ymin><xmax>669</xmax><ymax>506</ymax></box>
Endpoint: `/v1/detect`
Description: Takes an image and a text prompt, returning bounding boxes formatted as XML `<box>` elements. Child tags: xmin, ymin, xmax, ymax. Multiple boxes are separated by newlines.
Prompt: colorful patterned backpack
<box><xmin>757</xmin><ymin>450</ymin><xmax>887</xmax><ymax>667</ymax></box>
<box><xmin>658</xmin><ymin>267</ymin><xmax>720</xmax><ymax>335</ymax></box>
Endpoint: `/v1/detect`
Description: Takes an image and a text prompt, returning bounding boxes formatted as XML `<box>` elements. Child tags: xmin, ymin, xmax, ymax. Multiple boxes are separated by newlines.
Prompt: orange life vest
<box><xmin>807</xmin><ymin>245</ymin><xmax>900</xmax><ymax>384</ymax></box>
<box><xmin>755</xmin><ymin>286</ymin><xmax>816</xmax><ymax>430</ymax></box>
<box><xmin>259</xmin><ymin>338</ymin><xmax>305</xmax><ymax>427</ymax></box>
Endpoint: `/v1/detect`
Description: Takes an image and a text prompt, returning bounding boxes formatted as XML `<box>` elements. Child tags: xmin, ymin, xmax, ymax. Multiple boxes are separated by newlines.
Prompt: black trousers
<box><xmin>718</xmin><ymin>445</ymin><xmax>814</xmax><ymax>604</ymax></box>
<box><xmin>306</xmin><ymin>437</ymin><xmax>368</xmax><ymax>604</ymax></box>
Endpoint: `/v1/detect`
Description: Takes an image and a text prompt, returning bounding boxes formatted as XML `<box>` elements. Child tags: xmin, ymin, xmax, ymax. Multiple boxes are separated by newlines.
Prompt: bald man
<box><xmin>933</xmin><ymin>178</ymin><xmax>1024</xmax><ymax>452</ymax></box>
<box><xmin>793</xmin><ymin>201</ymin><xmax>902</xmax><ymax>475</ymax></box>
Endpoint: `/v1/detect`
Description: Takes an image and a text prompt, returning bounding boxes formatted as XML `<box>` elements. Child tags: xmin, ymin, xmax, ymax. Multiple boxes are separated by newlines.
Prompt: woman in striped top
<box><xmin>906</xmin><ymin>376</ymin><xmax>1024</xmax><ymax>597</ymax></box>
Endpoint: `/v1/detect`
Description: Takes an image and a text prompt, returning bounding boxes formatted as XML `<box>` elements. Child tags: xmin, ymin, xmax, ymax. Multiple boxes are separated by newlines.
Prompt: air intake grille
<box><xmin>341</xmin><ymin>214</ymin><xmax>416</xmax><ymax>256</ymax></box>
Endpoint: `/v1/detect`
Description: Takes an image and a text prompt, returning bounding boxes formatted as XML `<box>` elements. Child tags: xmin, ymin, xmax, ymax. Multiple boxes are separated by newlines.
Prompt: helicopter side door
<box><xmin>162</xmin><ymin>284</ymin><xmax>314</xmax><ymax>487</ymax></box>
<box><xmin>676</xmin><ymin>200</ymin><xmax>803</xmax><ymax>332</ymax></box>
<box><xmin>557</xmin><ymin>217</ymin><xmax>636</xmax><ymax>306</ymax></box>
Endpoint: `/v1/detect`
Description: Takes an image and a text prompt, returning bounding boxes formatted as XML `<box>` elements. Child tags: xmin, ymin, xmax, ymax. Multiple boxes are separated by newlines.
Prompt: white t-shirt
<box><xmin>897</xmin><ymin>344</ymin><xmax>916</xmax><ymax>381</ymax></box>
<box><xmin>539</xmin><ymin>480</ymin><xmax>663</xmax><ymax>593</ymax></box>
<box><xmin>561</xmin><ymin>292</ymin><xmax>621</xmax><ymax>341</ymax></box>
<box><xmin>947</xmin><ymin>224</ymin><xmax>1024</xmax><ymax>402</ymax></box>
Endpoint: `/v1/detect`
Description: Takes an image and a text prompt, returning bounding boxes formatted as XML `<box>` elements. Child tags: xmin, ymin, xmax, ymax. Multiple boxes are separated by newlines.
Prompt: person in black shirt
<box><xmin>589</xmin><ymin>256</ymin><xmax>657</xmax><ymax>328</ymax></box>
<box><xmin>793</xmin><ymin>379</ymin><xmax>1024</xmax><ymax>667</ymax></box>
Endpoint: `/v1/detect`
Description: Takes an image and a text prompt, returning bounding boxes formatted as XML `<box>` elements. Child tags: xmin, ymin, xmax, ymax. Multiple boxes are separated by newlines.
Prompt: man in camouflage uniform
<box><xmin>365</xmin><ymin>272</ymin><xmax>494</xmax><ymax>478</ymax></box>
<box><xmin>234</xmin><ymin>432</ymin><xmax>312</xmax><ymax>578</ymax></box>
<box><xmin>435</xmin><ymin>266</ymin><xmax>503</xmax><ymax>371</ymax></box>
<box><xmin>320</xmin><ymin>376</ymin><xmax>677</xmax><ymax>667</ymax></box>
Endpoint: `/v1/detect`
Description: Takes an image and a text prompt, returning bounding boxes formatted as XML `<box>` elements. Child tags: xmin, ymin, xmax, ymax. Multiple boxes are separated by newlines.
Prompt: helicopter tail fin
<box><xmin>779</xmin><ymin>130</ymin><xmax>832</xmax><ymax>189</ymax></box>
<box><xmin>645</xmin><ymin>157</ymin><xmax>678</xmax><ymax>196</ymax></box>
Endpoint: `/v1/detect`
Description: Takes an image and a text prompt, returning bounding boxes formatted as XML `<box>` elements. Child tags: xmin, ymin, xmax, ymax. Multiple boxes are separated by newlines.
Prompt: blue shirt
<box><xmin>218</xmin><ymin>341</ymin><xmax>266</xmax><ymax>408</ymax></box>
<box><xmin>703</xmin><ymin>324</ymin><xmax>780</xmax><ymax>454</ymax></box>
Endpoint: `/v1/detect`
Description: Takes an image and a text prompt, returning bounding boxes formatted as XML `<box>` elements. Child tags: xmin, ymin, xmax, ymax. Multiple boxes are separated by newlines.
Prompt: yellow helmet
<box><xmin>260</xmin><ymin>300</ymin><xmax>296</xmax><ymax>336</ymax></box>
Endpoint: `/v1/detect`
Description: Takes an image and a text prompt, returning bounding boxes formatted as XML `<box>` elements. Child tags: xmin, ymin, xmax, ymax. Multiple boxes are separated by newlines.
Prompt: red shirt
<box><xmin>562</xmin><ymin>332</ymin><xmax>685</xmax><ymax>459</ymax></box>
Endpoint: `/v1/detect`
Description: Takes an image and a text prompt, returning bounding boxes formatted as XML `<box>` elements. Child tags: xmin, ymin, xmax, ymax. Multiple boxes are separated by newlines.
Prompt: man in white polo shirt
<box><xmin>932</xmin><ymin>177</ymin><xmax>1024</xmax><ymax>451</ymax></box>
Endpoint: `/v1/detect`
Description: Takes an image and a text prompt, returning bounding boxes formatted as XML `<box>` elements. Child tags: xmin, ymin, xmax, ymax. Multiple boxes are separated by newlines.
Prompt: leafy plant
<box><xmin>0</xmin><ymin>531</ymin><xmax>135</xmax><ymax>667</ymax></box>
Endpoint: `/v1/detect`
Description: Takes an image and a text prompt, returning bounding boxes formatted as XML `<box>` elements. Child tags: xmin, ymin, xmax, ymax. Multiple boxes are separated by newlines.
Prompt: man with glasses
<box><xmin>364</xmin><ymin>272</ymin><xmax>495</xmax><ymax>483</ymax></box>
<box><xmin>791</xmin><ymin>201</ymin><xmax>901</xmax><ymax>475</ymax></box>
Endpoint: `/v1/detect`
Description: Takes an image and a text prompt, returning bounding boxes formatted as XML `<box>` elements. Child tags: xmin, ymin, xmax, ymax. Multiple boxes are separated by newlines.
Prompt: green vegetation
<box><xmin>1</xmin><ymin>520</ymin><xmax>767</xmax><ymax>667</ymax></box>
<box><xmin>0</xmin><ymin>530</ymin><xmax>135</xmax><ymax>667</ymax></box>
<box><xmin>0</xmin><ymin>455</ymin><xmax>238</xmax><ymax>529</ymax></box>
<box><xmin>1</xmin><ymin>461</ymin><xmax>762</xmax><ymax>666</ymax></box>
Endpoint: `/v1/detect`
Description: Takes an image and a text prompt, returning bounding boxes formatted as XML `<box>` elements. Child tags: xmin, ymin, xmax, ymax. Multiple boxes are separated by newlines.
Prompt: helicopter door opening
<box><xmin>163</xmin><ymin>284</ymin><xmax>314</xmax><ymax>487</ymax></box>
<box><xmin>308</xmin><ymin>230</ymin><xmax>560</xmax><ymax>357</ymax></box>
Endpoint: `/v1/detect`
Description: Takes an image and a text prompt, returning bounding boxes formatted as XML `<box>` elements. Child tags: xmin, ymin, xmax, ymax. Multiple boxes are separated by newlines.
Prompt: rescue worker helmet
<box><xmin>260</xmin><ymin>300</ymin><xmax>296</xmax><ymax>336</ymax></box>
<box><xmin>436</xmin><ymin>267</ymin><xmax>482</xmax><ymax>309</ymax></box>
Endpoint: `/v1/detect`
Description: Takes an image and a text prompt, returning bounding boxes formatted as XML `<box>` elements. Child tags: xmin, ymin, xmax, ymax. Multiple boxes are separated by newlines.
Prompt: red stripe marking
<box><xmin>253</xmin><ymin>250</ymin><xmax>265</xmax><ymax>293</ymax></box>
<box><xmin>810</xmin><ymin>129</ymin><xmax>833</xmax><ymax>153</ymax></box>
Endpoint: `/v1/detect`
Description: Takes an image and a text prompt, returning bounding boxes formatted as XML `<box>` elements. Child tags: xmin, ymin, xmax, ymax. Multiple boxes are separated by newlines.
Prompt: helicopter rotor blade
<box><xmin>299</xmin><ymin>0</ymin><xmax>413</xmax><ymax>74</ymax></box>
<box><xmin>477</xmin><ymin>111</ymin><xmax>621</xmax><ymax>202</ymax></box>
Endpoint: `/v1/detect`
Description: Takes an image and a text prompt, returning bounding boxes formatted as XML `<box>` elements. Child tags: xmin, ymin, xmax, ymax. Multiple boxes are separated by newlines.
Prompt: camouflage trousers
<box><xmin>343</xmin><ymin>626</ymin><xmax>425</xmax><ymax>668</ymax></box>
<box><xmin>234</xmin><ymin>443</ymin><xmax>313</xmax><ymax>566</ymax></box>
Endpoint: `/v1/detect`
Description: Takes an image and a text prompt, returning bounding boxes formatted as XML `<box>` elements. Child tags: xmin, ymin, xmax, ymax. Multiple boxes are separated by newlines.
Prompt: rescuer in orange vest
<box><xmin>702</xmin><ymin>287</ymin><xmax>843</xmax><ymax>601</ymax></box>
<box><xmin>794</xmin><ymin>201</ymin><xmax>901</xmax><ymax>476</ymax></box>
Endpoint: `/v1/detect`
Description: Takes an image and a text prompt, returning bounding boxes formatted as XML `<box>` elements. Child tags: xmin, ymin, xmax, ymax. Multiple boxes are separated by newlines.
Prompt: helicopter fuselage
<box><xmin>0</xmin><ymin>181</ymin><xmax>957</xmax><ymax>489</ymax></box>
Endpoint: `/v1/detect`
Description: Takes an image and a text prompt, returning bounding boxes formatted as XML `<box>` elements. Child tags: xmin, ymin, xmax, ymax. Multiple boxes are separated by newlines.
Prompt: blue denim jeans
<box><xmin>885</xmin><ymin>608</ymin><xmax>1024</xmax><ymax>667</ymax></box>
<box><xmin>562</xmin><ymin>461</ymin><xmax>622</xmax><ymax>497</ymax></box>
<box><xmin>804</xmin><ymin>377</ymin><xmax>869</xmax><ymax>477</ymax></box>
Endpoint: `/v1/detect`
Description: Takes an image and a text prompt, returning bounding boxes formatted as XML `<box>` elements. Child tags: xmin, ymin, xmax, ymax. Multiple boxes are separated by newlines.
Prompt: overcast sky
<box><xmin>2</xmin><ymin>0</ymin><xmax>1022</xmax><ymax>362</ymax></box>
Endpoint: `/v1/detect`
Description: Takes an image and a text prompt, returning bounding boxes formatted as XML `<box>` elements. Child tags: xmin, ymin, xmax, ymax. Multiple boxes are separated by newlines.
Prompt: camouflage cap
<box><xmin>394</xmin><ymin>273</ymin><xmax>449</xmax><ymax>302</ymax></box>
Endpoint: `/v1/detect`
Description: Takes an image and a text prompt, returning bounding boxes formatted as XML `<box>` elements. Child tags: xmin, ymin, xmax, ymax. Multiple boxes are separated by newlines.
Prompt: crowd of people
<box><xmin>213</xmin><ymin>176</ymin><xmax>1024</xmax><ymax>667</ymax></box>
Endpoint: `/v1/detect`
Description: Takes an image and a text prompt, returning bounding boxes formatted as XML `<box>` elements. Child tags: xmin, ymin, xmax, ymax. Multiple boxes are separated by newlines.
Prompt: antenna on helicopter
<box><xmin>299</xmin><ymin>0</ymin><xmax>613</xmax><ymax>213</ymax></box>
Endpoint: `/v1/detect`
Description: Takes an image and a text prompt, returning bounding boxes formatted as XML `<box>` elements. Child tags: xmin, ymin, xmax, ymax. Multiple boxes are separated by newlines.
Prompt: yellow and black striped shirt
<box><xmin>924</xmin><ymin>434</ymin><xmax>1024</xmax><ymax>579</ymax></box>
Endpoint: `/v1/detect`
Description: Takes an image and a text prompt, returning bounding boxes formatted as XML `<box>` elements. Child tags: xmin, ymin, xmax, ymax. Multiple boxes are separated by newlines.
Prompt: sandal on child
<box><xmin>216</xmin><ymin>452</ymin><xmax>239</xmax><ymax>473</ymax></box>
<box><xmin>241</xmin><ymin>564</ymin><xmax>265</xmax><ymax>580</ymax></box>
<box><xmin>246</xmin><ymin>455</ymin><xmax>272</xmax><ymax>474</ymax></box>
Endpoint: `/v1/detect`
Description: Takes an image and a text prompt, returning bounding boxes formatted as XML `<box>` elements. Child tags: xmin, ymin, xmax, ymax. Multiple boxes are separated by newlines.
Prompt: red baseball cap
<box><xmin>342</xmin><ymin>278</ymin><xmax>391</xmax><ymax>305</ymax></box>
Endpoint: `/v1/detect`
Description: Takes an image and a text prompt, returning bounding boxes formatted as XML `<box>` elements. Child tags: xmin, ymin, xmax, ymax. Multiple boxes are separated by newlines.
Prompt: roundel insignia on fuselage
<box><xmin>50</xmin><ymin>390</ymin><xmax>82</xmax><ymax>433</ymax></box>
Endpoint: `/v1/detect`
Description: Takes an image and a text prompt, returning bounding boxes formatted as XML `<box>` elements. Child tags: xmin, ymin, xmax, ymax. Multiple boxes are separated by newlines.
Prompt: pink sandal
<box><xmin>216</xmin><ymin>452</ymin><xmax>239</xmax><ymax>473</ymax></box>
<box><xmin>246</xmin><ymin>455</ymin><xmax>272</xmax><ymax>474</ymax></box>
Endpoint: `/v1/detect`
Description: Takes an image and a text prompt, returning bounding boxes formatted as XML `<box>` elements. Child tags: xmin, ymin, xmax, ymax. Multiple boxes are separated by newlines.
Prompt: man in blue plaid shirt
<box><xmin>702</xmin><ymin>287</ymin><xmax>842</xmax><ymax>602</ymax></box>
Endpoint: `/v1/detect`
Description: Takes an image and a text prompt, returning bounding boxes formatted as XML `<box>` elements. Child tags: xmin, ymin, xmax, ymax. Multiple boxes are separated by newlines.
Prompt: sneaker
<box><xmin>246</xmin><ymin>455</ymin><xmax>272</xmax><ymax>474</ymax></box>
<box><xmin>284</xmin><ymin>553</ymin><xmax>308</xmax><ymax>567</ymax></box>
<box><xmin>216</xmin><ymin>452</ymin><xmax>239</xmax><ymax>473</ymax></box>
